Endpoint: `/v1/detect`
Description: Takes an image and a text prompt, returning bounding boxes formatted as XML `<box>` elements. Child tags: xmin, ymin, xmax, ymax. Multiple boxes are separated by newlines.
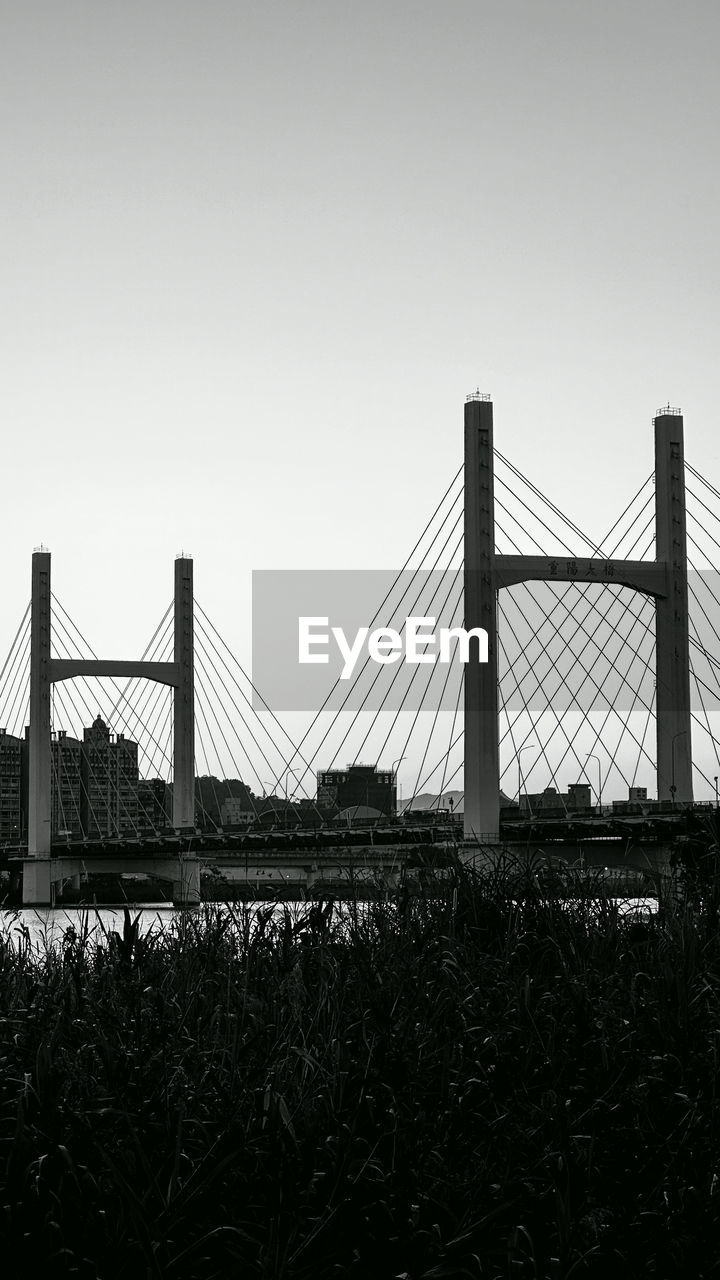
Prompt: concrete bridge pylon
<box><xmin>463</xmin><ymin>398</ymin><xmax>692</xmax><ymax>842</ymax></box>
<box><xmin>24</xmin><ymin>551</ymin><xmax>195</xmax><ymax>904</ymax></box>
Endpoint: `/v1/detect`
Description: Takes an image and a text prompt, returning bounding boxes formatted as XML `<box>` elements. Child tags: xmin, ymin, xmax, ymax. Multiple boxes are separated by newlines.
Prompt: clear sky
<box><xmin>3</xmin><ymin>1</ymin><xmax>720</xmax><ymax>798</ymax></box>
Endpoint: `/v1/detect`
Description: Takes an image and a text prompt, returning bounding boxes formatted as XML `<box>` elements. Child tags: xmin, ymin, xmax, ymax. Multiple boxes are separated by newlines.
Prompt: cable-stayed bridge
<box><xmin>2</xmin><ymin>398</ymin><xmax>720</xmax><ymax>904</ymax></box>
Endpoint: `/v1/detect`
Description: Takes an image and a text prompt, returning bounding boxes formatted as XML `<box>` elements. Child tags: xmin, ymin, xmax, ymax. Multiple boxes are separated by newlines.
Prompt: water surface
<box><xmin>1</xmin><ymin>896</ymin><xmax>658</xmax><ymax>952</ymax></box>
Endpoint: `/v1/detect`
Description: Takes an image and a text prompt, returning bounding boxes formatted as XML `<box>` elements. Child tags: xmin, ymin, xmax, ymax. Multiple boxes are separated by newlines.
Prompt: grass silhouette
<box><xmin>1</xmin><ymin>852</ymin><xmax>720</xmax><ymax>1278</ymax></box>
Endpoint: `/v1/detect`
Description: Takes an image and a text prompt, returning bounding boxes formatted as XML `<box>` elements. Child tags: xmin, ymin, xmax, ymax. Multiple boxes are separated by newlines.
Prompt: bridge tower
<box><xmin>463</xmin><ymin>399</ymin><xmax>692</xmax><ymax>841</ymax></box>
<box><xmin>24</xmin><ymin>551</ymin><xmax>196</xmax><ymax>904</ymax></box>
<box><xmin>654</xmin><ymin>410</ymin><xmax>692</xmax><ymax>804</ymax></box>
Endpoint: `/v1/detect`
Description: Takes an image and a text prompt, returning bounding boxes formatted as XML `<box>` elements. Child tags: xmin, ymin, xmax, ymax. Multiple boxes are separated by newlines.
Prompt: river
<box><xmin>0</xmin><ymin>896</ymin><xmax>659</xmax><ymax>952</ymax></box>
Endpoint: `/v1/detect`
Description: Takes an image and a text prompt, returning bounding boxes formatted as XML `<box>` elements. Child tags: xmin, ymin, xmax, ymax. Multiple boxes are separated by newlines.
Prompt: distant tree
<box><xmin>194</xmin><ymin>776</ymin><xmax>254</xmax><ymax>829</ymax></box>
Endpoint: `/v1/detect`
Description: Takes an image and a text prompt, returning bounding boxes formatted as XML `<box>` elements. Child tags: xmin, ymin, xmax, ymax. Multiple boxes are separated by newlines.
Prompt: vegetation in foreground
<box><xmin>2</xmin><ymin>850</ymin><xmax>720</xmax><ymax>1278</ymax></box>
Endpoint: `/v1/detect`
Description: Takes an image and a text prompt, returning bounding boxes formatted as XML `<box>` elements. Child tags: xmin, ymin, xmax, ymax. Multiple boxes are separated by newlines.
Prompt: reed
<box><xmin>1</xmin><ymin>854</ymin><xmax>720</xmax><ymax>1278</ymax></box>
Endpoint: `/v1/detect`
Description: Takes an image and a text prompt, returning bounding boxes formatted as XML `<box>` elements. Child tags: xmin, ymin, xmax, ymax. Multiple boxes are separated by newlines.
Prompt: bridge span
<box><xmin>5</xmin><ymin>809</ymin><xmax>697</xmax><ymax>902</ymax></box>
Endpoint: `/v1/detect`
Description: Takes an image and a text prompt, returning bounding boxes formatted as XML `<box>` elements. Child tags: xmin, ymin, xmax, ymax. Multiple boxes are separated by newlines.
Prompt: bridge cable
<box><xmin>103</xmin><ymin>615</ymin><xmax>175</xmax><ymax>756</ymax></box>
<box><xmin>193</xmin><ymin>630</ymin><xmax>330</xmax><ymax>826</ymax></box>
<box><xmin>435</xmin><ymin>653</ymin><xmax>465</xmax><ymax>809</ymax></box>
<box><xmin>686</xmin><ymin>461</ymin><xmax>720</xmax><ymax>507</ymax></box>
<box><xmin>0</xmin><ymin>631</ymin><xmax>32</xmax><ymax>737</ymax></box>
<box><xmin>50</xmin><ymin>678</ymin><xmax>144</xmax><ymax>837</ymax></box>
<box><xmin>392</xmin><ymin>476</ymin><xmax>655</xmax><ymax>814</ymax></box>
<box><xmin>368</xmin><ymin>568</ymin><xmax>465</xmax><ymax>784</ymax></box>
<box><xmin>50</xmin><ymin>596</ymin><xmax>179</xmax><ymax>780</ymax></box>
<box><xmin>493</xmin><ymin>453</ymin><xmax>655</xmax><ymax>557</ymax></box>
<box><xmin>492</xmin><ymin>479</ymin><xmax>658</xmax><ymax>720</ymax></box>
<box><xmin>341</xmin><ymin>541</ymin><xmax>465</xmax><ymax>768</ymax></box>
<box><xmin>403</xmin><ymin>577</ymin><xmax>465</xmax><ymax>808</ymax></box>
<box><xmin>492</xmin><ymin>500</ymin><xmax>657</xmax><ymax>807</ymax></box>
<box><xmin>496</xmin><ymin>568</ymin><xmax>657</xmax><ymax>787</ymax></box>
<box><xmin>0</xmin><ymin>602</ymin><xmax>31</xmax><ymax>694</ymax></box>
<box><xmin>100</xmin><ymin>626</ymin><xmax>175</xmax><ymax>780</ymax></box>
<box><xmin>194</xmin><ymin>602</ymin><xmax>342</xmax><ymax>811</ymax></box>
<box><xmin>50</xmin><ymin>605</ymin><xmax>175</xmax><ymax>794</ymax></box>
<box><xmin>295</xmin><ymin>503</ymin><xmax>465</xmax><ymax>783</ymax></box>
<box><xmin>257</xmin><ymin>467</ymin><xmax>465</xmax><ymax>784</ymax></box>
<box><xmin>686</xmin><ymin>498</ymin><xmax>720</xmax><ymax>565</ymax></box>
<box><xmin>685</xmin><ymin>542</ymin><xmax>720</xmax><ymax>696</ymax></box>
<box><xmin>193</xmin><ymin>622</ymin><xmax>310</xmax><ymax>799</ymax></box>
<box><xmin>411</xmin><ymin>726</ymin><xmax>465</xmax><ymax>801</ymax></box>
<box><xmin>49</xmin><ymin>619</ymin><xmax>164</xmax><ymax>834</ymax></box>
<box><xmin>194</xmin><ymin>620</ymin><xmax>328</xmax><ymax>825</ymax></box>
<box><xmin>192</xmin><ymin>652</ymin><xmax>263</xmax><ymax>821</ymax></box>
<box><xmin>192</xmin><ymin>682</ymin><xmax>262</xmax><ymax>826</ymax></box>
<box><xmin>494</xmin><ymin>514</ymin><xmax>659</xmax><ymax>782</ymax></box>
<box><xmin>688</xmin><ymin>640</ymin><xmax>720</xmax><ymax>778</ymax></box>
<box><xmin>493</xmin><ymin>492</ymin><xmax>658</xmax><ymax>727</ymax></box>
<box><xmin>410</xmin><ymin>470</ymin><xmax>655</xmax><ymax>812</ymax></box>
<box><xmin>497</xmin><ymin>599</ymin><xmax>591</xmax><ymax>807</ymax></box>
<box><xmin>308</xmin><ymin>505</ymin><xmax>465</xmax><ymax>774</ymax></box>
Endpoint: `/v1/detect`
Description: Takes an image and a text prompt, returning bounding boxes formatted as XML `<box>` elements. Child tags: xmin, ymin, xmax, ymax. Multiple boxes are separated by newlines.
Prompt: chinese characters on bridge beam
<box><xmin>547</xmin><ymin>560</ymin><xmax>616</xmax><ymax>578</ymax></box>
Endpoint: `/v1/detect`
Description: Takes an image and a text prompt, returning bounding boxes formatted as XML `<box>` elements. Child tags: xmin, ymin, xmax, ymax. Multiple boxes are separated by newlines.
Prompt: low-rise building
<box><xmin>520</xmin><ymin>781</ymin><xmax>593</xmax><ymax>814</ymax></box>
<box><xmin>316</xmin><ymin>764</ymin><xmax>396</xmax><ymax>816</ymax></box>
<box><xmin>220</xmin><ymin>796</ymin><xmax>255</xmax><ymax>826</ymax></box>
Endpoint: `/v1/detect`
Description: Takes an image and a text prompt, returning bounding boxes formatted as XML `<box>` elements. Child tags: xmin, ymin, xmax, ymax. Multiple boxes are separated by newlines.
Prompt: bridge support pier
<box><xmin>172</xmin><ymin>857</ymin><xmax>201</xmax><ymax>906</ymax></box>
<box><xmin>22</xmin><ymin>857</ymin><xmax>54</xmax><ymax>906</ymax></box>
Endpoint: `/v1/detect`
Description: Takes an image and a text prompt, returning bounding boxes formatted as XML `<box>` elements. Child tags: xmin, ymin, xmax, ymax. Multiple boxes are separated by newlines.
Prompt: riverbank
<box><xmin>1</xmin><ymin>858</ymin><xmax>717</xmax><ymax>1278</ymax></box>
<box><xmin>0</xmin><ymin>858</ymin><xmax>657</xmax><ymax>907</ymax></box>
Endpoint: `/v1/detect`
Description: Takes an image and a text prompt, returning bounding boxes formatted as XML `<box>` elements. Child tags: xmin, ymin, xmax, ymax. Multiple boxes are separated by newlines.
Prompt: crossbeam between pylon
<box><xmin>24</xmin><ymin>551</ymin><xmax>195</xmax><ymax>904</ymax></box>
<box><xmin>463</xmin><ymin>400</ymin><xmax>693</xmax><ymax>841</ymax></box>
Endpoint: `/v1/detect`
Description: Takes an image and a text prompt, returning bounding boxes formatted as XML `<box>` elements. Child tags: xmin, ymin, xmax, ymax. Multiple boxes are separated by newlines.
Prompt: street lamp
<box><xmin>518</xmin><ymin>743</ymin><xmax>537</xmax><ymax>815</ymax></box>
<box><xmin>284</xmin><ymin>768</ymin><xmax>300</xmax><ymax>829</ymax></box>
<box><xmin>284</xmin><ymin>768</ymin><xmax>300</xmax><ymax>798</ymax></box>
<box><xmin>261</xmin><ymin>781</ymin><xmax>279</xmax><ymax>827</ymax></box>
<box><xmin>391</xmin><ymin>756</ymin><xmax>406</xmax><ymax>817</ymax></box>
<box><xmin>586</xmin><ymin>754</ymin><xmax>602</xmax><ymax>813</ymax></box>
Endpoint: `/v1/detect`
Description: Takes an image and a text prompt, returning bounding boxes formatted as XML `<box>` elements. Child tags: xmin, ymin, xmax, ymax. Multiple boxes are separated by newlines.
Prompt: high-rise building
<box><xmin>81</xmin><ymin>715</ymin><xmax>139</xmax><ymax>837</ymax></box>
<box><xmin>51</xmin><ymin>730</ymin><xmax>83</xmax><ymax>837</ymax></box>
<box><xmin>137</xmin><ymin>777</ymin><xmax>172</xmax><ymax>830</ymax></box>
<box><xmin>17</xmin><ymin>718</ymin><xmax>141</xmax><ymax>841</ymax></box>
<box><xmin>0</xmin><ymin>729</ymin><xmax>24</xmax><ymax>840</ymax></box>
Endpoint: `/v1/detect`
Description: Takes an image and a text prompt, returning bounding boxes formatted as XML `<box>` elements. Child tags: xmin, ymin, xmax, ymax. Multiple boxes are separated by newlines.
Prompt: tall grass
<box><xmin>2</xmin><ymin>855</ymin><xmax>720</xmax><ymax>1278</ymax></box>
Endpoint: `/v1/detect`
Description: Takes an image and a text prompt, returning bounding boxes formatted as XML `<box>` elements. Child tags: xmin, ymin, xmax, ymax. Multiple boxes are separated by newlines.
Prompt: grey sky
<box><xmin>3</xmin><ymin>1</ymin><xmax>719</xmax><ymax>795</ymax></box>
